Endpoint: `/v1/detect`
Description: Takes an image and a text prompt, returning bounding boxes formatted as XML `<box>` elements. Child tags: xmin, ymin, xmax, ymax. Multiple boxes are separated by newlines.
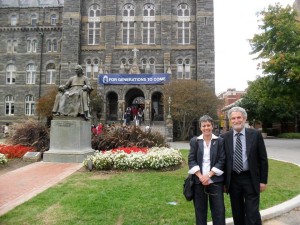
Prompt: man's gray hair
<box><xmin>199</xmin><ymin>115</ymin><xmax>214</xmax><ymax>126</ymax></box>
<box><xmin>227</xmin><ymin>106</ymin><xmax>247</xmax><ymax>119</ymax></box>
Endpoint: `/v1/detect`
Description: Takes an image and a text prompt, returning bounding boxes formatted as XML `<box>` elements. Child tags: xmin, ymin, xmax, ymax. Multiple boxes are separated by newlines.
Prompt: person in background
<box><xmin>221</xmin><ymin>106</ymin><xmax>268</xmax><ymax>225</ymax></box>
<box><xmin>188</xmin><ymin>115</ymin><xmax>226</xmax><ymax>225</ymax></box>
<box><xmin>96</xmin><ymin>123</ymin><xmax>103</xmax><ymax>135</ymax></box>
<box><xmin>91</xmin><ymin>124</ymin><xmax>97</xmax><ymax>135</ymax></box>
<box><xmin>4</xmin><ymin>123</ymin><xmax>9</xmax><ymax>137</ymax></box>
<box><xmin>137</xmin><ymin>108</ymin><xmax>143</xmax><ymax>126</ymax></box>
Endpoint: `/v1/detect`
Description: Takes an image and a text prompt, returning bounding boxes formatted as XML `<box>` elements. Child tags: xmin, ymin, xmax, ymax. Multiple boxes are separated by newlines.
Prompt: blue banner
<box><xmin>98</xmin><ymin>74</ymin><xmax>170</xmax><ymax>85</ymax></box>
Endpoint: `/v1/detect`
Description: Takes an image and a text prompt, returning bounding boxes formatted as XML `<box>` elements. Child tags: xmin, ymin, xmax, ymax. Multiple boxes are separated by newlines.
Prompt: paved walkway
<box><xmin>0</xmin><ymin>162</ymin><xmax>82</xmax><ymax>216</ymax></box>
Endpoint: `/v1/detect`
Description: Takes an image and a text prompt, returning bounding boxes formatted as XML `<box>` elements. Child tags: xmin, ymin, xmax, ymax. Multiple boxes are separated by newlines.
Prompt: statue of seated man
<box><xmin>52</xmin><ymin>65</ymin><xmax>93</xmax><ymax>120</ymax></box>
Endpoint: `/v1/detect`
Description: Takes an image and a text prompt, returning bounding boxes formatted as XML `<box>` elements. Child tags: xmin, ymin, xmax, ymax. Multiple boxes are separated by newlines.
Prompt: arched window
<box><xmin>93</xmin><ymin>59</ymin><xmax>99</xmax><ymax>79</ymax></box>
<box><xmin>26</xmin><ymin>64</ymin><xmax>36</xmax><ymax>84</ymax></box>
<box><xmin>50</xmin><ymin>14</ymin><xmax>57</xmax><ymax>25</ymax></box>
<box><xmin>143</xmin><ymin>4</ymin><xmax>155</xmax><ymax>44</ymax></box>
<box><xmin>31</xmin><ymin>14</ymin><xmax>37</xmax><ymax>26</ymax></box>
<box><xmin>47</xmin><ymin>40</ymin><xmax>52</xmax><ymax>52</ymax></box>
<box><xmin>27</xmin><ymin>39</ymin><xmax>37</xmax><ymax>53</ymax></box>
<box><xmin>6</xmin><ymin>64</ymin><xmax>16</xmax><ymax>84</ymax></box>
<box><xmin>11</xmin><ymin>15</ymin><xmax>17</xmax><ymax>26</ymax></box>
<box><xmin>177</xmin><ymin>58</ymin><xmax>191</xmax><ymax>79</ymax></box>
<box><xmin>5</xmin><ymin>95</ymin><xmax>15</xmax><ymax>115</ymax></box>
<box><xmin>177</xmin><ymin>4</ymin><xmax>190</xmax><ymax>44</ymax></box>
<box><xmin>122</xmin><ymin>4</ymin><xmax>135</xmax><ymax>44</ymax></box>
<box><xmin>7</xmin><ymin>40</ymin><xmax>17</xmax><ymax>53</ymax></box>
<box><xmin>149</xmin><ymin>57</ymin><xmax>156</xmax><ymax>74</ymax></box>
<box><xmin>32</xmin><ymin>40</ymin><xmax>37</xmax><ymax>52</ymax></box>
<box><xmin>13</xmin><ymin>40</ymin><xmax>18</xmax><ymax>52</ymax></box>
<box><xmin>86</xmin><ymin>59</ymin><xmax>92</xmax><ymax>78</ymax></box>
<box><xmin>53</xmin><ymin>39</ymin><xmax>58</xmax><ymax>52</ymax></box>
<box><xmin>88</xmin><ymin>4</ymin><xmax>101</xmax><ymax>45</ymax></box>
<box><xmin>46</xmin><ymin>63</ymin><xmax>56</xmax><ymax>84</ymax></box>
<box><xmin>184</xmin><ymin>59</ymin><xmax>190</xmax><ymax>79</ymax></box>
<box><xmin>177</xmin><ymin>59</ymin><xmax>183</xmax><ymax>79</ymax></box>
<box><xmin>25</xmin><ymin>95</ymin><xmax>35</xmax><ymax>116</ymax></box>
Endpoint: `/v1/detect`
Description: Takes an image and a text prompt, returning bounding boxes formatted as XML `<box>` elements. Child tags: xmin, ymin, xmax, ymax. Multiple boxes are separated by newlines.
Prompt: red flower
<box><xmin>0</xmin><ymin>144</ymin><xmax>35</xmax><ymax>158</ymax></box>
<box><xmin>111</xmin><ymin>146</ymin><xmax>148</xmax><ymax>154</ymax></box>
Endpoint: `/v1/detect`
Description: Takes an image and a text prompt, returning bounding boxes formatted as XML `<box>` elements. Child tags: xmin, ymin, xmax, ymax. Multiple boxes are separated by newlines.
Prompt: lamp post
<box><xmin>167</xmin><ymin>96</ymin><xmax>171</xmax><ymax>118</ymax></box>
<box><xmin>38</xmin><ymin>32</ymin><xmax>44</xmax><ymax>99</ymax></box>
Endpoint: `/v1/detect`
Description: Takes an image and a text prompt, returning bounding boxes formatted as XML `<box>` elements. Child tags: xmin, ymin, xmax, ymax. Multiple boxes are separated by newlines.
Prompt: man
<box><xmin>221</xmin><ymin>107</ymin><xmax>268</xmax><ymax>225</ymax></box>
<box><xmin>52</xmin><ymin>65</ymin><xmax>92</xmax><ymax>120</ymax></box>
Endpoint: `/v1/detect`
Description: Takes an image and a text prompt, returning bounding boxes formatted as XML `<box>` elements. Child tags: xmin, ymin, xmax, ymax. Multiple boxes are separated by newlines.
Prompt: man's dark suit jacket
<box><xmin>188</xmin><ymin>136</ymin><xmax>226</xmax><ymax>184</ymax></box>
<box><xmin>221</xmin><ymin>128</ymin><xmax>268</xmax><ymax>194</ymax></box>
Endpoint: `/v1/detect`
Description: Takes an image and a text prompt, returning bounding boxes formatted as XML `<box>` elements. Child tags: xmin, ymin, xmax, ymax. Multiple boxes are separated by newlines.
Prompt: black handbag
<box><xmin>183</xmin><ymin>174</ymin><xmax>194</xmax><ymax>201</ymax></box>
<box><xmin>183</xmin><ymin>137</ymin><xmax>199</xmax><ymax>201</ymax></box>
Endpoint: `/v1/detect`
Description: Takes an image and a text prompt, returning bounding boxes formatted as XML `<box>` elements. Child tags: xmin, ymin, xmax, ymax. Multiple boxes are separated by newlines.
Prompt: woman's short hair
<box><xmin>198</xmin><ymin>115</ymin><xmax>214</xmax><ymax>126</ymax></box>
<box><xmin>227</xmin><ymin>106</ymin><xmax>247</xmax><ymax>119</ymax></box>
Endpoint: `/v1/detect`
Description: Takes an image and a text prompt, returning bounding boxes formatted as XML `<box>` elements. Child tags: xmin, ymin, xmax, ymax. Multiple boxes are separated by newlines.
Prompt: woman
<box><xmin>188</xmin><ymin>115</ymin><xmax>225</xmax><ymax>225</ymax></box>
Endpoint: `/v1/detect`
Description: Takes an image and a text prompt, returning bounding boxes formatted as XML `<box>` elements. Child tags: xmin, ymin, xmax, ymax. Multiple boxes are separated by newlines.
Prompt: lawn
<box><xmin>0</xmin><ymin>150</ymin><xmax>299</xmax><ymax>225</ymax></box>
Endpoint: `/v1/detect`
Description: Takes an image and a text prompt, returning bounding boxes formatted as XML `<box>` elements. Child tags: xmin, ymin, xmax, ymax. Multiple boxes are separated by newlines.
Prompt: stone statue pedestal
<box><xmin>43</xmin><ymin>118</ymin><xmax>94</xmax><ymax>163</ymax></box>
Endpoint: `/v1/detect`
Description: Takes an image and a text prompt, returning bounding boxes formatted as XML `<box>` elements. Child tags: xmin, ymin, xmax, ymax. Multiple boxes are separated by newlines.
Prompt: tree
<box><xmin>89</xmin><ymin>90</ymin><xmax>103</xmax><ymax>120</ymax></box>
<box><xmin>240</xmin><ymin>76</ymin><xmax>296</xmax><ymax>130</ymax></box>
<box><xmin>36</xmin><ymin>87</ymin><xmax>58</xmax><ymax>120</ymax></box>
<box><xmin>247</xmin><ymin>4</ymin><xmax>300</xmax><ymax>132</ymax></box>
<box><xmin>163</xmin><ymin>80</ymin><xmax>220</xmax><ymax>140</ymax></box>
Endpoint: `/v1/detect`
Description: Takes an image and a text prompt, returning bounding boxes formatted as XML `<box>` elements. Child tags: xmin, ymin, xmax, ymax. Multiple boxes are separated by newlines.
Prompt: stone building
<box><xmin>0</xmin><ymin>0</ymin><xmax>215</xmax><ymax>126</ymax></box>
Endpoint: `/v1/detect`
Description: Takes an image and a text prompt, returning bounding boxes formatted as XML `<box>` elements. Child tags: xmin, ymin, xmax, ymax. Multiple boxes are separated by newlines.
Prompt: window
<box><xmin>122</xmin><ymin>4</ymin><xmax>135</xmax><ymax>44</ymax></box>
<box><xmin>6</xmin><ymin>64</ymin><xmax>16</xmax><ymax>84</ymax></box>
<box><xmin>177</xmin><ymin>58</ymin><xmax>191</xmax><ymax>79</ymax></box>
<box><xmin>51</xmin><ymin>14</ymin><xmax>57</xmax><ymax>25</ymax></box>
<box><xmin>5</xmin><ymin>95</ymin><xmax>14</xmax><ymax>115</ymax></box>
<box><xmin>177</xmin><ymin>4</ymin><xmax>190</xmax><ymax>44</ymax></box>
<box><xmin>141</xmin><ymin>58</ymin><xmax>156</xmax><ymax>73</ymax></box>
<box><xmin>53</xmin><ymin>39</ymin><xmax>58</xmax><ymax>52</ymax></box>
<box><xmin>143</xmin><ymin>4</ymin><xmax>155</xmax><ymax>44</ymax></box>
<box><xmin>13</xmin><ymin>40</ymin><xmax>17</xmax><ymax>52</ymax></box>
<box><xmin>47</xmin><ymin>39</ymin><xmax>58</xmax><ymax>52</ymax></box>
<box><xmin>177</xmin><ymin>59</ymin><xmax>183</xmax><ymax>79</ymax></box>
<box><xmin>7</xmin><ymin>40</ymin><xmax>12</xmax><ymax>53</ymax></box>
<box><xmin>46</xmin><ymin>63</ymin><xmax>56</xmax><ymax>84</ymax></box>
<box><xmin>185</xmin><ymin>59</ymin><xmax>190</xmax><ymax>79</ymax></box>
<box><xmin>149</xmin><ymin>58</ymin><xmax>156</xmax><ymax>74</ymax></box>
<box><xmin>27</xmin><ymin>39</ymin><xmax>37</xmax><ymax>53</ymax></box>
<box><xmin>8</xmin><ymin>40</ymin><xmax>17</xmax><ymax>53</ymax></box>
<box><xmin>25</xmin><ymin>95</ymin><xmax>35</xmax><ymax>116</ymax></box>
<box><xmin>47</xmin><ymin>40</ymin><xmax>52</xmax><ymax>52</ymax></box>
<box><xmin>88</xmin><ymin>4</ymin><xmax>100</xmax><ymax>45</ymax></box>
<box><xmin>11</xmin><ymin>15</ymin><xmax>17</xmax><ymax>26</ymax></box>
<box><xmin>31</xmin><ymin>14</ymin><xmax>37</xmax><ymax>26</ymax></box>
<box><xmin>26</xmin><ymin>64</ymin><xmax>36</xmax><ymax>84</ymax></box>
<box><xmin>86</xmin><ymin>59</ymin><xmax>92</xmax><ymax>78</ymax></box>
<box><xmin>93</xmin><ymin>59</ymin><xmax>99</xmax><ymax>79</ymax></box>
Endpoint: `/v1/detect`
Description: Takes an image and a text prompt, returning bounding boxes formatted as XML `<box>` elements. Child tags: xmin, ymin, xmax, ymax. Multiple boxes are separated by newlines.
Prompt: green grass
<box><xmin>278</xmin><ymin>133</ymin><xmax>300</xmax><ymax>139</ymax></box>
<box><xmin>0</xmin><ymin>150</ymin><xmax>300</xmax><ymax>225</ymax></box>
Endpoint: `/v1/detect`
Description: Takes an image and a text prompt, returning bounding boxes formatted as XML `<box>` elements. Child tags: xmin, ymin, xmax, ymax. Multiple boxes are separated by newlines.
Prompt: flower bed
<box><xmin>0</xmin><ymin>153</ymin><xmax>7</xmax><ymax>165</ymax></box>
<box><xmin>0</xmin><ymin>144</ymin><xmax>35</xmax><ymax>158</ymax></box>
<box><xmin>84</xmin><ymin>147</ymin><xmax>183</xmax><ymax>170</ymax></box>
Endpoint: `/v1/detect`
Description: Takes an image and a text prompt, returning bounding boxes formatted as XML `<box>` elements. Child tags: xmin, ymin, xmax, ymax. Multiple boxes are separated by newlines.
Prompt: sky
<box><xmin>214</xmin><ymin>0</ymin><xmax>295</xmax><ymax>94</ymax></box>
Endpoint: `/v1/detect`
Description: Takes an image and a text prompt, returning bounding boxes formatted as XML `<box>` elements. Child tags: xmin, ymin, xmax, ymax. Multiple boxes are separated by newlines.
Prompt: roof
<box><xmin>0</xmin><ymin>0</ymin><xmax>64</xmax><ymax>8</ymax></box>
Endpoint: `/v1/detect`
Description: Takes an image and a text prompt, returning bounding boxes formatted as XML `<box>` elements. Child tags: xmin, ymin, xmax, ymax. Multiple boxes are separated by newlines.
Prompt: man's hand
<box><xmin>260</xmin><ymin>183</ymin><xmax>267</xmax><ymax>192</ymax></box>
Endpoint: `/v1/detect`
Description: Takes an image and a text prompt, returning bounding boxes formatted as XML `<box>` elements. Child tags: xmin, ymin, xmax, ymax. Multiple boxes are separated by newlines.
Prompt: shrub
<box><xmin>91</xmin><ymin>125</ymin><xmax>169</xmax><ymax>151</ymax></box>
<box><xmin>0</xmin><ymin>153</ymin><xmax>8</xmax><ymax>164</ymax></box>
<box><xmin>6</xmin><ymin>119</ymin><xmax>50</xmax><ymax>152</ymax></box>
<box><xmin>278</xmin><ymin>133</ymin><xmax>300</xmax><ymax>139</ymax></box>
